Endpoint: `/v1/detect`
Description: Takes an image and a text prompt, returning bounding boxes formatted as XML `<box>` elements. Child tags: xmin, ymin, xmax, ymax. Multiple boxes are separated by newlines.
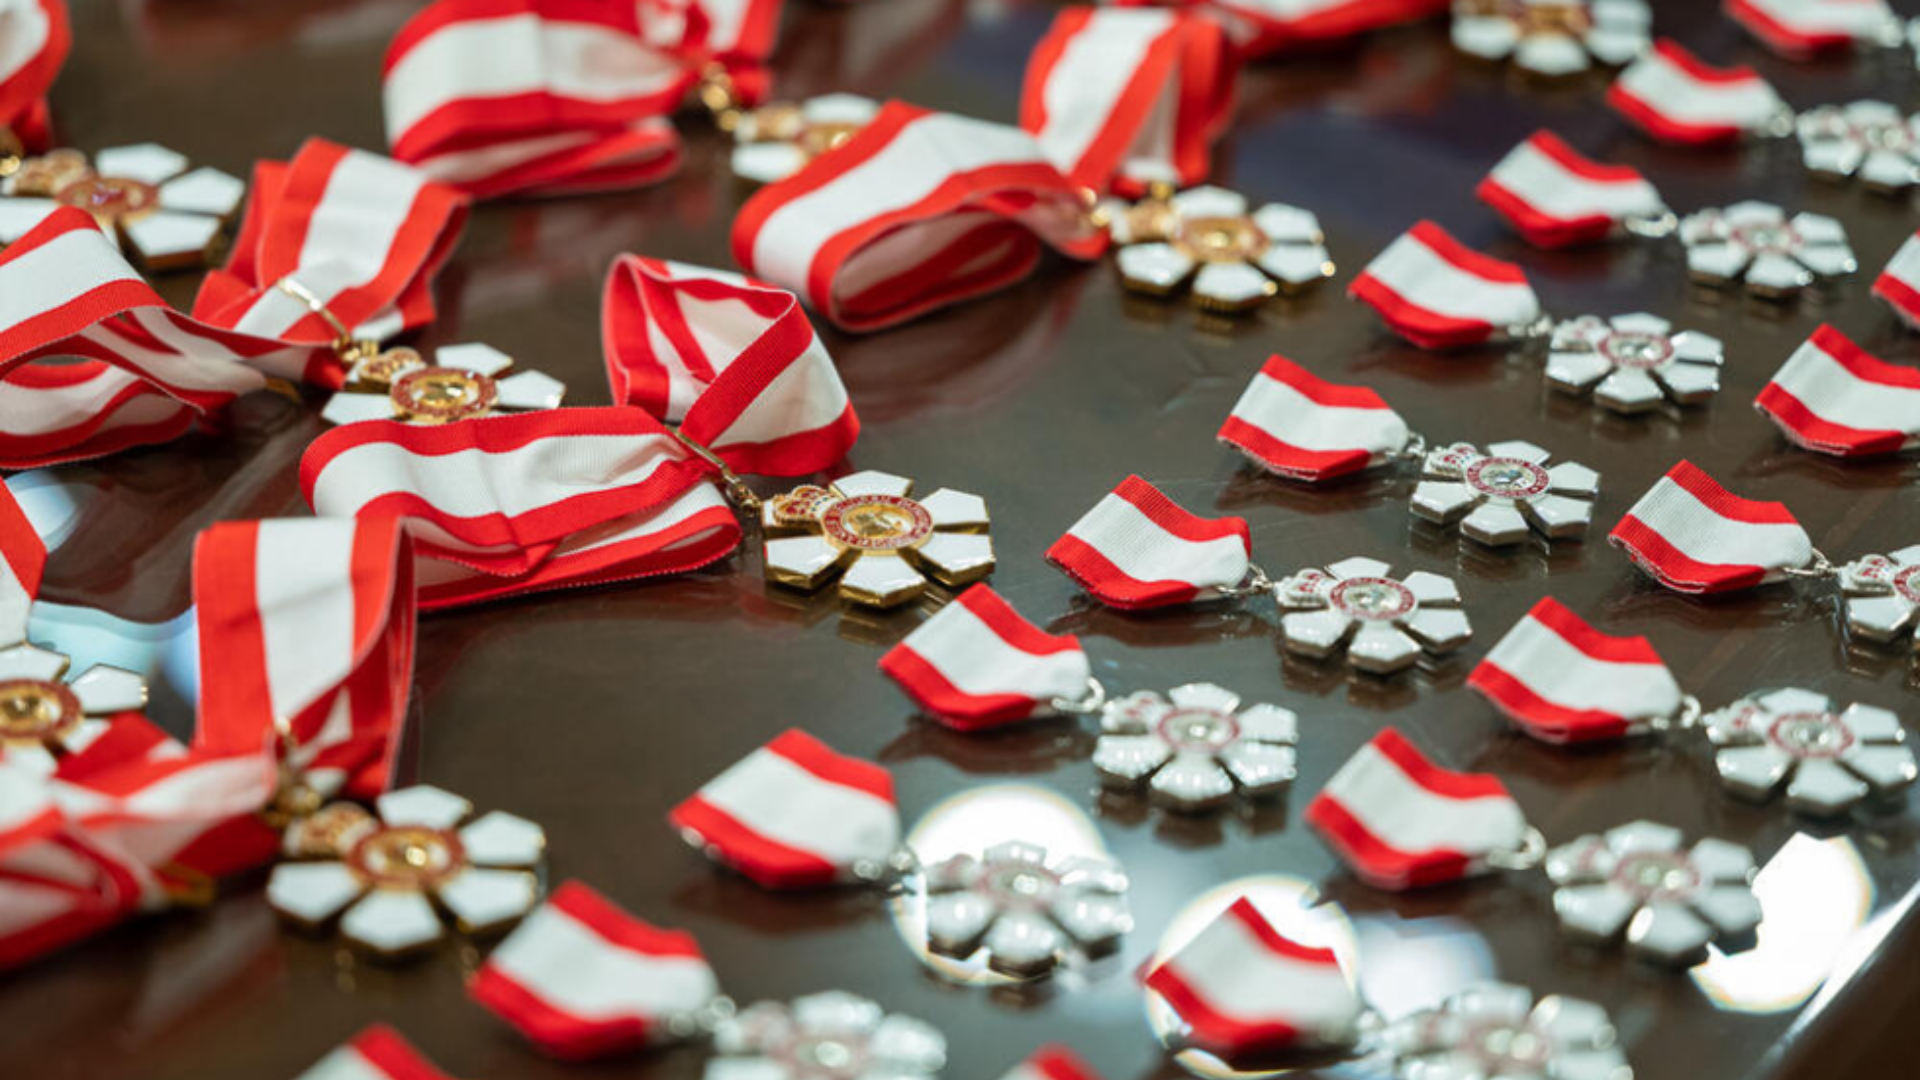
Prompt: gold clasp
<box><xmin>671</xmin><ymin>429</ymin><xmax>762</xmax><ymax>513</ymax></box>
<box><xmin>275</xmin><ymin>277</ymin><xmax>380</xmax><ymax>366</ymax></box>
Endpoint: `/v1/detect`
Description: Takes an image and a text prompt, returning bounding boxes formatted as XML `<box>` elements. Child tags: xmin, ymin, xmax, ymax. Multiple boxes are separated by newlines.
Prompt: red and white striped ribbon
<box><xmin>1608</xmin><ymin>461</ymin><xmax>1813</xmax><ymax>595</ymax></box>
<box><xmin>731</xmin><ymin>102</ymin><xmax>1108</xmax><ymax>332</ymax></box>
<box><xmin>1306</xmin><ymin>728</ymin><xmax>1530</xmax><ymax>890</ymax></box>
<box><xmin>1143</xmin><ymin>896</ymin><xmax>1364</xmax><ymax>1061</ymax></box>
<box><xmin>295</xmin><ymin>1026</ymin><xmax>463</xmax><ymax>1080</ymax></box>
<box><xmin>879</xmin><ymin>584</ymin><xmax>1093</xmax><ymax>732</ymax></box>
<box><xmin>1021</xmin><ymin>7</ymin><xmax>1236</xmax><ymax>197</ymax></box>
<box><xmin>0</xmin><ymin>813</ymin><xmax>143</xmax><ymax>970</ymax></box>
<box><xmin>1349</xmin><ymin>221</ymin><xmax>1540</xmax><ymax>349</ymax></box>
<box><xmin>1727</xmin><ymin>0</ymin><xmax>1898</xmax><ymax>58</ymax></box>
<box><xmin>471</xmin><ymin>880</ymin><xmax>720</xmax><ymax>1060</ymax></box>
<box><xmin>1606</xmin><ymin>40</ymin><xmax>1785</xmax><ymax>146</ymax></box>
<box><xmin>0</xmin><ymin>478</ymin><xmax>45</xmax><ymax>642</ymax></box>
<box><xmin>1047</xmin><ymin>475</ymin><xmax>1251</xmax><ymax>610</ymax></box>
<box><xmin>603</xmin><ymin>256</ymin><xmax>858</xmax><ymax>477</ymax></box>
<box><xmin>382</xmin><ymin>0</ymin><xmax>780</xmax><ymax>199</ymax></box>
<box><xmin>1756</xmin><ymin>324</ymin><xmax>1920</xmax><ymax>458</ymax></box>
<box><xmin>1874</xmin><ymin>231</ymin><xmax>1920</xmax><ymax>329</ymax></box>
<box><xmin>1115</xmin><ymin>0</ymin><xmax>1447</xmax><ymax>58</ymax></box>
<box><xmin>1477</xmin><ymin>131</ymin><xmax>1666</xmax><ymax>249</ymax></box>
<box><xmin>1218</xmin><ymin>354</ymin><xmax>1410</xmax><ymax>482</ymax></box>
<box><xmin>669</xmin><ymin>728</ymin><xmax>900</xmax><ymax>889</ymax></box>
<box><xmin>300</xmin><ymin>407</ymin><xmax>739</xmax><ymax>611</ymax></box>
<box><xmin>1469</xmin><ymin>597</ymin><xmax>1684</xmax><ymax>745</ymax></box>
<box><xmin>190</xmin><ymin>516</ymin><xmax>417</xmax><ymax>806</ymax></box>
<box><xmin>191</xmin><ymin>139</ymin><xmax>470</xmax><ymax>388</ymax></box>
<box><xmin>1002</xmin><ymin>1047</ymin><xmax>1106</xmax><ymax>1080</ymax></box>
<box><xmin>0</xmin><ymin>208</ymin><xmax>298</xmax><ymax>470</ymax></box>
<box><xmin>0</xmin><ymin>0</ymin><xmax>66</xmax><ymax>152</ymax></box>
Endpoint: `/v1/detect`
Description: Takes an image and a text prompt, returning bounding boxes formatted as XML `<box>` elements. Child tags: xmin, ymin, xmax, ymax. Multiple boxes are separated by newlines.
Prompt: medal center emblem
<box><xmin>979</xmin><ymin>862</ymin><xmax>1062</xmax><ymax>910</ymax></box>
<box><xmin>1598</xmin><ymin>331</ymin><xmax>1674</xmax><ymax>370</ymax></box>
<box><xmin>9</xmin><ymin>149</ymin><xmax>88</xmax><ymax>196</ymax></box>
<box><xmin>789</xmin><ymin>1035</ymin><xmax>865</xmax><ymax>1079</ymax></box>
<box><xmin>1329</xmin><ymin>577</ymin><xmax>1417</xmax><ymax>621</ymax></box>
<box><xmin>1465</xmin><ymin>457</ymin><xmax>1552</xmax><ymax>499</ymax></box>
<box><xmin>1177</xmin><ymin>216</ymin><xmax>1267</xmax><ymax>263</ymax></box>
<box><xmin>1466</xmin><ymin>1022</ymin><xmax>1554</xmax><ymax>1073</ymax></box>
<box><xmin>1857</xmin><ymin>119</ymin><xmax>1915</xmax><ymax>154</ymax></box>
<box><xmin>355</xmin><ymin>347</ymin><xmax>425</xmax><ymax>389</ymax></box>
<box><xmin>1730</xmin><ymin>222</ymin><xmax>1801</xmax><ymax>257</ymax></box>
<box><xmin>801</xmin><ymin>121</ymin><xmax>863</xmax><ymax>158</ymax></box>
<box><xmin>820</xmin><ymin>494</ymin><xmax>934</xmax><ymax>552</ymax></box>
<box><xmin>347</xmin><ymin>825</ymin><xmax>466</xmax><ymax>889</ymax></box>
<box><xmin>1766</xmin><ymin>712</ymin><xmax>1854</xmax><ymax>759</ymax></box>
<box><xmin>1612</xmin><ymin>851</ymin><xmax>1701</xmax><ymax>902</ymax></box>
<box><xmin>390</xmin><ymin>366</ymin><xmax>498</xmax><ymax>423</ymax></box>
<box><xmin>1893</xmin><ymin>565</ymin><xmax>1920</xmax><ymax>604</ymax></box>
<box><xmin>56</xmin><ymin>175</ymin><xmax>161</xmax><ymax>225</ymax></box>
<box><xmin>0</xmin><ymin>679</ymin><xmax>80</xmax><ymax>741</ymax></box>
<box><xmin>1157</xmin><ymin>707</ymin><xmax>1240</xmax><ymax>753</ymax></box>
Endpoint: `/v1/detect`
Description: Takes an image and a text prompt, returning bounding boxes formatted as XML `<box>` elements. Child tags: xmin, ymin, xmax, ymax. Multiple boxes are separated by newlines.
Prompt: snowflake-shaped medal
<box><xmin>1380</xmin><ymin>982</ymin><xmax>1631</xmax><ymax>1080</ymax></box>
<box><xmin>764</xmin><ymin>471</ymin><xmax>993</xmax><ymax>608</ymax></box>
<box><xmin>267</xmin><ymin>785</ymin><xmax>546</xmax><ymax>958</ymax></box>
<box><xmin>921</xmin><ymin>841</ymin><xmax>1132</xmax><ymax>979</ymax></box>
<box><xmin>319</xmin><ymin>343</ymin><xmax>566</xmax><ymax>425</ymax></box>
<box><xmin>1840</xmin><ymin>547</ymin><xmax>1920</xmax><ymax>650</ymax></box>
<box><xmin>1680</xmin><ymin>201</ymin><xmax>1855</xmax><ymax>300</ymax></box>
<box><xmin>0</xmin><ymin>144</ymin><xmax>245</xmax><ymax>270</ymax></box>
<box><xmin>1277</xmin><ymin>558</ymin><xmax>1471</xmax><ymax>674</ymax></box>
<box><xmin>1798</xmin><ymin>101</ymin><xmax>1920</xmax><ymax>193</ymax></box>
<box><xmin>1546</xmin><ymin>313</ymin><xmax>1723</xmax><ymax>414</ymax></box>
<box><xmin>1705</xmin><ymin>689</ymin><xmax>1917</xmax><ymax>817</ymax></box>
<box><xmin>731</xmin><ymin>94</ymin><xmax>880</xmax><ymax>184</ymax></box>
<box><xmin>1452</xmin><ymin>0</ymin><xmax>1653</xmax><ymax>77</ymax></box>
<box><xmin>1108</xmin><ymin>185</ymin><xmax>1334</xmax><ymax>314</ymax></box>
<box><xmin>1412</xmin><ymin>441</ymin><xmax>1599</xmax><ymax>547</ymax></box>
<box><xmin>0</xmin><ymin>642</ymin><xmax>147</xmax><ymax>776</ymax></box>
<box><xmin>1546</xmin><ymin>820</ymin><xmax>1761</xmax><ymax>965</ymax></box>
<box><xmin>708</xmin><ymin>992</ymin><xmax>946</xmax><ymax>1080</ymax></box>
<box><xmin>1093</xmin><ymin>683</ymin><xmax>1297</xmax><ymax>813</ymax></box>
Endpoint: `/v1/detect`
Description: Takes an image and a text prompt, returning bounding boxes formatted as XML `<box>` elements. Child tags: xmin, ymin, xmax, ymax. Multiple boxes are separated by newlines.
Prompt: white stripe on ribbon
<box><xmin>1485</xmin><ymin>137</ymin><xmax>1663</xmax><ymax>223</ymax></box>
<box><xmin>692</xmin><ymin>745</ymin><xmax>900</xmax><ymax>869</ymax></box>
<box><xmin>1360</xmin><ymin>229</ymin><xmax>1539</xmax><ymax>326</ymax></box>
<box><xmin>1764</xmin><ymin>333</ymin><xmax>1920</xmax><ymax>447</ymax></box>
<box><xmin>1228</xmin><ymin>367</ymin><xmax>1408</xmax><ymax>456</ymax></box>
<box><xmin>1618</xmin><ymin>473</ymin><xmax>1812</xmax><ymax>579</ymax></box>
<box><xmin>893</xmin><ymin>598</ymin><xmax>1090</xmax><ymax>702</ymax></box>
<box><xmin>1062</xmin><ymin>489</ymin><xmax>1248</xmax><ymax>596</ymax></box>
<box><xmin>1031</xmin><ymin>9</ymin><xmax>1175</xmax><ymax>178</ymax></box>
<box><xmin>1479</xmin><ymin>612</ymin><xmax>1682</xmax><ymax>726</ymax></box>
<box><xmin>1319</xmin><ymin>741</ymin><xmax>1526</xmax><ymax>866</ymax></box>
<box><xmin>484</xmin><ymin>898</ymin><xmax>718</xmax><ymax>1023</ymax></box>
<box><xmin>1611</xmin><ymin>47</ymin><xmax>1782</xmax><ymax>132</ymax></box>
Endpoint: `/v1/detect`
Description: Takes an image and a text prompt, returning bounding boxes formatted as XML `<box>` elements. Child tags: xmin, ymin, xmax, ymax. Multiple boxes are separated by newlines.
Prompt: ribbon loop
<box><xmin>1608</xmin><ymin>460</ymin><xmax>1814</xmax><ymax>595</ymax></box>
<box><xmin>0</xmin><ymin>0</ymin><xmax>67</xmax><ymax>158</ymax></box>
<box><xmin>731</xmin><ymin>102</ymin><xmax>1108</xmax><ymax>332</ymax></box>
<box><xmin>1021</xmin><ymin>7</ymin><xmax>1237</xmax><ymax>197</ymax></box>
<box><xmin>1047</xmin><ymin>475</ymin><xmax>1251</xmax><ymax>610</ymax></box>
<box><xmin>879</xmin><ymin>584</ymin><xmax>1092</xmax><ymax>731</ymax></box>
<box><xmin>1218</xmin><ymin>355</ymin><xmax>1410</xmax><ymax>482</ymax></box>
<box><xmin>1469</xmin><ymin>597</ymin><xmax>1685</xmax><ymax>745</ymax></box>
<box><xmin>191</xmin><ymin>139</ymin><xmax>470</xmax><ymax>387</ymax></box>
<box><xmin>1606</xmin><ymin>39</ymin><xmax>1786</xmax><ymax>146</ymax></box>
<box><xmin>1478</xmin><ymin>131</ymin><xmax>1667</xmax><ymax>250</ymax></box>
<box><xmin>1349</xmin><ymin>220</ymin><xmax>1541</xmax><ymax>350</ymax></box>
<box><xmin>1756</xmin><ymin>324</ymin><xmax>1920</xmax><ymax>458</ymax></box>
<box><xmin>0</xmin><ymin>478</ymin><xmax>45</xmax><ymax>642</ymax></box>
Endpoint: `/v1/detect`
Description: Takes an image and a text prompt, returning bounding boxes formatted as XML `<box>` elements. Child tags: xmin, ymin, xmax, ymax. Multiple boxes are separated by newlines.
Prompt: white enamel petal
<box><xmin>341</xmin><ymin>889</ymin><xmax>446</xmax><ymax>954</ymax></box>
<box><xmin>495</xmin><ymin>370</ymin><xmax>566</xmax><ymax>411</ymax></box>
<box><xmin>1840</xmin><ymin>704</ymin><xmax>1903</xmax><ymax>743</ymax></box>
<box><xmin>1532</xmin><ymin>994</ymin><xmax>1617</xmax><ymax>1049</ymax></box>
<box><xmin>1328</xmin><ymin>555</ymin><xmax>1392</xmax><ymax>581</ymax></box>
<box><xmin>839</xmin><ymin>554</ymin><xmax>928</xmax><ymax>605</ymax></box>
<box><xmin>1846</xmin><ymin>596</ymin><xmax>1918</xmax><ymax>641</ymax></box>
<box><xmin>1280</xmin><ymin>609</ymin><xmax>1355</xmax><ymax>658</ymax></box>
<box><xmin>1594</xmin><ymin>368</ymin><xmax>1665</xmax><ymax>413</ymax></box>
<box><xmin>1669</xmin><ymin>330</ymin><xmax>1724</xmax><ymax>363</ymax></box>
<box><xmin>436</xmin><ymin>341</ymin><xmax>514</xmax><ymax>376</ymax></box>
<box><xmin>1756</xmin><ymin>688</ymin><xmax>1831</xmax><ymax>714</ymax></box>
<box><xmin>1716</xmin><ymin>745</ymin><xmax>1793</xmax><ymax>800</ymax></box>
<box><xmin>1093</xmin><ymin>734</ymin><xmax>1174</xmax><ymax>786</ymax></box>
<box><xmin>1234</xmin><ymin>703</ymin><xmax>1298</xmax><ymax>744</ymax></box>
<box><xmin>1843</xmin><ymin>745</ymin><xmax>1918</xmax><ymax>794</ymax></box>
<box><xmin>1745</xmin><ymin>252</ymin><xmax>1815</xmax><ymax>295</ymax></box>
<box><xmin>1790</xmin><ymin>212</ymin><xmax>1847</xmax><ymax>246</ymax></box>
<box><xmin>1486</xmin><ymin>439</ymin><xmax>1550</xmax><ymax>463</ymax></box>
<box><xmin>322</xmin><ymin>392</ymin><xmax>398</xmax><ymax>426</ymax></box>
<box><xmin>833</xmin><ymin>471</ymin><xmax>914</xmax><ymax>498</ymax></box>
<box><xmin>0</xmin><ymin>644</ymin><xmax>66</xmax><ymax>681</ymax></box>
<box><xmin>1402</xmin><ymin>571</ymin><xmax>1460</xmax><ymax>606</ymax></box>
<box><xmin>982</xmin><ymin>910</ymin><xmax>1066</xmax><ymax>976</ymax></box>
<box><xmin>1692</xmin><ymin>885</ymin><xmax>1763</xmax><ymax>936</ymax></box>
<box><xmin>1401</xmin><ymin>607</ymin><xmax>1472</xmax><ymax>651</ymax></box>
<box><xmin>1687</xmin><ymin>242</ymin><xmax>1751</xmax><ymax>284</ymax></box>
<box><xmin>1554</xmin><ymin>882</ymin><xmax>1638</xmax><ymax>940</ymax></box>
<box><xmin>1192</xmin><ymin>261</ymin><xmax>1275</xmax><ymax>310</ymax></box>
<box><xmin>1802</xmin><ymin>137</ymin><xmax>1865</xmax><ymax>178</ymax></box>
<box><xmin>1546</xmin><ymin>350</ymin><xmax>1613</xmax><ymax>393</ymax></box>
<box><xmin>1858</xmin><ymin>149</ymin><xmax>1918</xmax><ymax>190</ymax></box>
<box><xmin>869</xmin><ymin>1015</ymin><xmax>948</xmax><ymax>1074</ymax></box>
<box><xmin>439</xmin><ymin>867</ymin><xmax>540</xmax><ymax>934</ymax></box>
<box><xmin>1526</xmin><ymin>494</ymin><xmax>1596</xmax><ymax>540</ymax></box>
<box><xmin>925</xmin><ymin>891</ymin><xmax>996</xmax><ymax>955</ymax></box>
<box><xmin>68</xmin><ymin>665</ymin><xmax>147</xmax><ymax>714</ymax></box>
<box><xmin>1218</xmin><ymin>741</ymin><xmax>1297</xmax><ymax>796</ymax></box>
<box><xmin>802</xmin><ymin>93</ymin><xmax>880</xmax><ymax>124</ymax></box>
<box><xmin>1168</xmin><ymin>683</ymin><xmax>1241</xmax><ymax>713</ymax></box>
<box><xmin>1793</xmin><ymin>243</ymin><xmax>1857</xmax><ymax>279</ymax></box>
<box><xmin>1453</xmin><ymin>15</ymin><xmax>1521</xmax><ymax>59</ymax></box>
<box><xmin>1348</xmin><ymin>622</ymin><xmax>1424</xmax><ymax>674</ymax></box>
<box><xmin>1411</xmin><ymin>480</ymin><xmax>1478</xmax><ymax>525</ymax></box>
<box><xmin>1585</xmin><ymin>25</ymin><xmax>1649</xmax><ymax>66</ymax></box>
<box><xmin>1656</xmin><ymin>361</ymin><xmax>1720</xmax><ymax>404</ymax></box>
<box><xmin>1252</xmin><ymin>203</ymin><xmax>1322</xmax><ymax>244</ymax></box>
<box><xmin>918</xmin><ymin>488</ymin><xmax>988</xmax><ymax>529</ymax></box>
<box><xmin>1461</xmin><ymin>502</ymin><xmax>1531</xmax><ymax>546</ymax></box>
<box><xmin>156</xmin><ymin>167</ymin><xmax>246</xmax><ymax>217</ymax></box>
<box><xmin>95</xmin><ymin>143</ymin><xmax>189</xmax><ymax>184</ymax></box>
<box><xmin>267</xmin><ymin>861</ymin><xmax>365</xmax><ymax>926</ymax></box>
<box><xmin>458</xmin><ymin>811</ymin><xmax>545</xmax><ymax>867</ymax></box>
<box><xmin>915</xmin><ymin>532</ymin><xmax>994</xmax><ymax>583</ymax></box>
<box><xmin>765</xmin><ymin>535</ymin><xmax>843</xmax><ymax>587</ymax></box>
<box><xmin>731</xmin><ymin>142</ymin><xmax>809</xmax><ymax>184</ymax></box>
<box><xmin>122</xmin><ymin>210</ymin><xmax>222</xmax><ymax>264</ymax></box>
<box><xmin>1050</xmin><ymin>888</ymin><xmax>1132</xmax><ymax>951</ymax></box>
<box><xmin>1626</xmin><ymin>901</ymin><xmax>1714</xmax><ymax>963</ymax></box>
<box><xmin>1515</xmin><ymin>33</ymin><xmax>1590</xmax><ymax>76</ymax></box>
<box><xmin>376</xmin><ymin>785</ymin><xmax>472</xmax><ymax>830</ymax></box>
<box><xmin>1257</xmin><ymin>243</ymin><xmax>1334</xmax><ymax>287</ymax></box>
<box><xmin>1783</xmin><ymin>758</ymin><xmax>1869</xmax><ymax>815</ymax></box>
<box><xmin>1116</xmin><ymin>242</ymin><xmax>1196</xmax><ymax>292</ymax></box>
<box><xmin>1148</xmin><ymin>752</ymin><xmax>1236</xmax><ymax>811</ymax></box>
<box><xmin>0</xmin><ymin>197</ymin><xmax>59</xmax><ymax>243</ymax></box>
<box><xmin>1169</xmin><ymin>185</ymin><xmax>1247</xmax><ymax>219</ymax></box>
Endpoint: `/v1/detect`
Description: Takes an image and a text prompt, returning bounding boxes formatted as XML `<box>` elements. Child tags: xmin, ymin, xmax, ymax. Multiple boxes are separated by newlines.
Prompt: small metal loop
<box><xmin>1216</xmin><ymin>564</ymin><xmax>1275</xmax><ymax>601</ymax></box>
<box><xmin>1650</xmin><ymin>694</ymin><xmax>1703</xmax><ymax>734</ymax></box>
<box><xmin>1485</xmin><ymin>827</ymin><xmax>1548</xmax><ymax>872</ymax></box>
<box><xmin>1051</xmin><ymin>677</ymin><xmax>1109</xmax><ymax>717</ymax></box>
<box><xmin>1624</xmin><ymin>209</ymin><xmax>1678</xmax><ymax>240</ymax></box>
<box><xmin>671</xmin><ymin>429</ymin><xmax>762</xmax><ymax>513</ymax></box>
<box><xmin>1766</xmin><ymin>105</ymin><xmax>1799</xmax><ymax>140</ymax></box>
<box><xmin>1506</xmin><ymin>314</ymin><xmax>1555</xmax><ymax>342</ymax></box>
<box><xmin>1782</xmin><ymin>547</ymin><xmax>1837</xmax><ymax>581</ymax></box>
<box><xmin>1400</xmin><ymin>430</ymin><xmax>1429</xmax><ymax>462</ymax></box>
<box><xmin>274</xmin><ymin>277</ymin><xmax>378</xmax><ymax>364</ymax></box>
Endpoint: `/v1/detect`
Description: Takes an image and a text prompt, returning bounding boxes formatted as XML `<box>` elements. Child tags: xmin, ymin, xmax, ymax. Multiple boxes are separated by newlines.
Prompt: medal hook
<box><xmin>1484</xmin><ymin>826</ymin><xmax>1548</xmax><ymax>872</ymax></box>
<box><xmin>1050</xmin><ymin>677</ymin><xmax>1109</xmax><ymax>717</ymax></box>
<box><xmin>1623</xmin><ymin>208</ymin><xmax>1678</xmax><ymax>240</ymax></box>
<box><xmin>275</xmin><ymin>277</ymin><xmax>380</xmax><ymax>365</ymax></box>
<box><xmin>1398</xmin><ymin>430</ymin><xmax>1430</xmax><ymax>463</ymax></box>
<box><xmin>670</xmin><ymin>429</ymin><xmax>762</xmax><ymax>513</ymax></box>
<box><xmin>696</xmin><ymin>63</ymin><xmax>745</xmax><ymax>132</ymax></box>
<box><xmin>1651</xmin><ymin>694</ymin><xmax>1704</xmax><ymax>734</ymax></box>
<box><xmin>1782</xmin><ymin>547</ymin><xmax>1838</xmax><ymax>581</ymax></box>
<box><xmin>1218</xmin><ymin>564</ymin><xmax>1276</xmax><ymax>601</ymax></box>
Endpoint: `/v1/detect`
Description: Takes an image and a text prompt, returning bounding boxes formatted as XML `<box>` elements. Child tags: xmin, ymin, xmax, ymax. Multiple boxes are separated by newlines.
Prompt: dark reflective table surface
<box><xmin>7</xmin><ymin>1</ymin><xmax>1920</xmax><ymax>1078</ymax></box>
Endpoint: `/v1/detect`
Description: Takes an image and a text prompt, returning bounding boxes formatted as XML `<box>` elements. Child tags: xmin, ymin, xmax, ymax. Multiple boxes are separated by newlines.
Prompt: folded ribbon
<box><xmin>0</xmin><ymin>0</ymin><xmax>67</xmax><ymax>154</ymax></box>
<box><xmin>1113</xmin><ymin>0</ymin><xmax>1446</xmax><ymax>58</ymax></box>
